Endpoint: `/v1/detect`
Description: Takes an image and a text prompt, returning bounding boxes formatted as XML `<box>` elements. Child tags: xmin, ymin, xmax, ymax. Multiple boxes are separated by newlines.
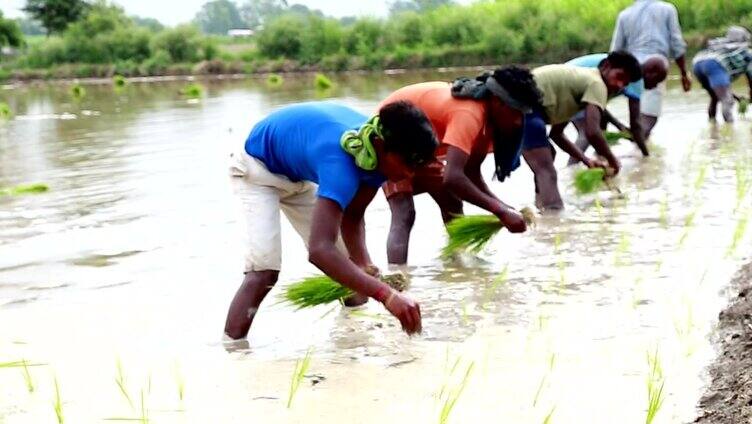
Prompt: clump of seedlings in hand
<box><xmin>442</xmin><ymin>208</ymin><xmax>535</xmax><ymax>257</ymax></box>
<box><xmin>287</xmin><ymin>348</ymin><xmax>313</xmax><ymax>408</ymax></box>
<box><xmin>282</xmin><ymin>272</ymin><xmax>408</xmax><ymax>309</ymax></box>
<box><xmin>574</xmin><ymin>168</ymin><xmax>606</xmax><ymax>194</ymax></box>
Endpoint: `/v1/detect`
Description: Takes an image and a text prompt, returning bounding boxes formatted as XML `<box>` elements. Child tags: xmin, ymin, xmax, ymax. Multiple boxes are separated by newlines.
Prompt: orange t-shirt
<box><xmin>378</xmin><ymin>82</ymin><xmax>492</xmax><ymax>157</ymax></box>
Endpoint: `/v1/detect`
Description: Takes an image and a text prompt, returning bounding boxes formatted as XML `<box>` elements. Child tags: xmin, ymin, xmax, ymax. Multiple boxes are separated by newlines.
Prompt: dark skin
<box><xmin>642</xmin><ymin>55</ymin><xmax>691</xmax><ymax>138</ymax></box>
<box><xmin>386</xmin><ymin>97</ymin><xmax>527</xmax><ymax>264</ymax></box>
<box><xmin>225</xmin><ymin>138</ymin><xmax>422</xmax><ymax>340</ymax></box>
<box><xmin>524</xmin><ymin>63</ymin><xmax>629</xmax><ymax>210</ymax></box>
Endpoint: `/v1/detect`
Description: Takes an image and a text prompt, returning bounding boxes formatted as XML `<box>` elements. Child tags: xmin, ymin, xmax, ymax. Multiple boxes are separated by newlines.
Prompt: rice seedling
<box><xmin>0</xmin><ymin>102</ymin><xmax>12</xmax><ymax>119</ymax></box>
<box><xmin>461</xmin><ymin>302</ymin><xmax>470</xmax><ymax>325</ymax></box>
<box><xmin>678</xmin><ymin>206</ymin><xmax>699</xmax><ymax>247</ymax></box>
<box><xmin>693</xmin><ymin>163</ymin><xmax>708</xmax><ymax>193</ymax></box>
<box><xmin>442</xmin><ymin>208</ymin><xmax>535</xmax><ymax>257</ymax></box>
<box><xmin>115</xmin><ymin>358</ymin><xmax>134</xmax><ymax>409</ymax></box>
<box><xmin>0</xmin><ymin>182</ymin><xmax>49</xmax><ymax>196</ymax></box>
<box><xmin>266</xmin><ymin>73</ymin><xmax>284</xmax><ymax>87</ymax></box>
<box><xmin>287</xmin><ymin>348</ymin><xmax>312</xmax><ymax>408</ymax></box>
<box><xmin>574</xmin><ymin>168</ymin><xmax>606</xmax><ymax>194</ymax></box>
<box><xmin>22</xmin><ymin>359</ymin><xmax>34</xmax><ymax>393</ymax></box>
<box><xmin>553</xmin><ymin>234</ymin><xmax>566</xmax><ymax>287</ymax></box>
<box><xmin>314</xmin><ymin>73</ymin><xmax>333</xmax><ymax>90</ymax></box>
<box><xmin>105</xmin><ymin>389</ymin><xmax>149</xmax><ymax>423</ymax></box>
<box><xmin>645</xmin><ymin>349</ymin><xmax>665</xmax><ymax>424</ymax></box>
<box><xmin>735</xmin><ymin>162</ymin><xmax>749</xmax><ymax>211</ymax></box>
<box><xmin>180</xmin><ymin>83</ymin><xmax>204</xmax><ymax>99</ymax></box>
<box><xmin>282</xmin><ymin>272</ymin><xmax>408</xmax><ymax>309</ymax></box>
<box><xmin>532</xmin><ymin>373</ymin><xmax>548</xmax><ymax>407</ymax></box>
<box><xmin>658</xmin><ymin>195</ymin><xmax>669</xmax><ymax>228</ymax></box>
<box><xmin>542</xmin><ymin>406</ymin><xmax>556</xmax><ymax>424</ymax></box>
<box><xmin>438</xmin><ymin>361</ymin><xmax>474</xmax><ymax>424</ymax></box>
<box><xmin>70</xmin><ymin>84</ymin><xmax>86</xmax><ymax>100</ymax></box>
<box><xmin>604</xmin><ymin>130</ymin><xmax>632</xmax><ymax>146</ymax></box>
<box><xmin>726</xmin><ymin>212</ymin><xmax>749</xmax><ymax>256</ymax></box>
<box><xmin>53</xmin><ymin>375</ymin><xmax>64</xmax><ymax>424</ymax></box>
<box><xmin>481</xmin><ymin>265</ymin><xmax>509</xmax><ymax>308</ymax></box>
<box><xmin>175</xmin><ymin>363</ymin><xmax>185</xmax><ymax>403</ymax></box>
<box><xmin>614</xmin><ymin>232</ymin><xmax>630</xmax><ymax>266</ymax></box>
<box><xmin>112</xmin><ymin>75</ymin><xmax>127</xmax><ymax>88</ymax></box>
<box><xmin>738</xmin><ymin>97</ymin><xmax>749</xmax><ymax>116</ymax></box>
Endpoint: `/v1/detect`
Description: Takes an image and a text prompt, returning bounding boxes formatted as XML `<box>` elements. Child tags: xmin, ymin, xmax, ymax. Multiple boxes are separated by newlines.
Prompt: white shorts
<box><xmin>229</xmin><ymin>146</ymin><xmax>318</xmax><ymax>272</ymax></box>
<box><xmin>640</xmin><ymin>82</ymin><xmax>665</xmax><ymax>117</ymax></box>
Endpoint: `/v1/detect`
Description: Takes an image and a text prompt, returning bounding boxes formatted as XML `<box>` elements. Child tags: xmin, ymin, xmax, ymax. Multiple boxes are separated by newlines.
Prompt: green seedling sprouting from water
<box><xmin>645</xmin><ymin>349</ymin><xmax>665</xmax><ymax>424</ymax></box>
<box><xmin>542</xmin><ymin>406</ymin><xmax>556</xmax><ymax>424</ymax></box>
<box><xmin>180</xmin><ymin>83</ymin><xmax>204</xmax><ymax>99</ymax></box>
<box><xmin>727</xmin><ymin>211</ymin><xmax>749</xmax><ymax>257</ymax></box>
<box><xmin>115</xmin><ymin>358</ymin><xmax>134</xmax><ymax>409</ymax></box>
<box><xmin>287</xmin><ymin>348</ymin><xmax>313</xmax><ymax>408</ymax></box>
<box><xmin>113</xmin><ymin>75</ymin><xmax>127</xmax><ymax>89</ymax></box>
<box><xmin>0</xmin><ymin>182</ymin><xmax>49</xmax><ymax>197</ymax></box>
<box><xmin>532</xmin><ymin>353</ymin><xmax>556</xmax><ymax>407</ymax></box>
<box><xmin>314</xmin><ymin>73</ymin><xmax>333</xmax><ymax>90</ymax></box>
<box><xmin>176</xmin><ymin>364</ymin><xmax>185</xmax><ymax>403</ymax></box>
<box><xmin>105</xmin><ymin>389</ymin><xmax>149</xmax><ymax>423</ymax></box>
<box><xmin>481</xmin><ymin>265</ymin><xmax>509</xmax><ymax>309</ymax></box>
<box><xmin>22</xmin><ymin>359</ymin><xmax>34</xmax><ymax>393</ymax></box>
<box><xmin>0</xmin><ymin>102</ymin><xmax>12</xmax><ymax>119</ymax></box>
<box><xmin>438</xmin><ymin>361</ymin><xmax>475</xmax><ymax>424</ymax></box>
<box><xmin>53</xmin><ymin>375</ymin><xmax>64</xmax><ymax>424</ymax></box>
<box><xmin>735</xmin><ymin>162</ymin><xmax>749</xmax><ymax>210</ymax></box>
<box><xmin>70</xmin><ymin>84</ymin><xmax>86</xmax><ymax>100</ymax></box>
<box><xmin>553</xmin><ymin>234</ymin><xmax>567</xmax><ymax>289</ymax></box>
<box><xmin>614</xmin><ymin>232</ymin><xmax>631</xmax><ymax>266</ymax></box>
<box><xmin>267</xmin><ymin>74</ymin><xmax>284</xmax><ymax>87</ymax></box>
<box><xmin>678</xmin><ymin>206</ymin><xmax>699</xmax><ymax>247</ymax></box>
<box><xmin>659</xmin><ymin>195</ymin><xmax>669</xmax><ymax>228</ymax></box>
<box><xmin>693</xmin><ymin>163</ymin><xmax>708</xmax><ymax>194</ymax></box>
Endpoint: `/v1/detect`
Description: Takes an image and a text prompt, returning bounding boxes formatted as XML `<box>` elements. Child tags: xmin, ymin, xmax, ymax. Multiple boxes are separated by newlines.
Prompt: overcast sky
<box><xmin>2</xmin><ymin>0</ymin><xmax>474</xmax><ymax>25</ymax></box>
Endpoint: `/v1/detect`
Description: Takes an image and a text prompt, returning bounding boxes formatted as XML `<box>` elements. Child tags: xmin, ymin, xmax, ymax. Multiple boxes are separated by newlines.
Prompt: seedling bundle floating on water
<box><xmin>70</xmin><ymin>84</ymin><xmax>86</xmax><ymax>100</ymax></box>
<box><xmin>266</xmin><ymin>74</ymin><xmax>283</xmax><ymax>87</ymax></box>
<box><xmin>573</xmin><ymin>168</ymin><xmax>606</xmax><ymax>194</ymax></box>
<box><xmin>0</xmin><ymin>102</ymin><xmax>12</xmax><ymax>120</ymax></box>
<box><xmin>282</xmin><ymin>272</ymin><xmax>409</xmax><ymax>309</ymax></box>
<box><xmin>0</xmin><ymin>183</ymin><xmax>49</xmax><ymax>197</ymax></box>
<box><xmin>112</xmin><ymin>75</ymin><xmax>127</xmax><ymax>88</ymax></box>
<box><xmin>314</xmin><ymin>73</ymin><xmax>333</xmax><ymax>90</ymax></box>
<box><xmin>180</xmin><ymin>83</ymin><xmax>204</xmax><ymax>99</ymax></box>
<box><xmin>442</xmin><ymin>207</ymin><xmax>535</xmax><ymax>257</ymax></box>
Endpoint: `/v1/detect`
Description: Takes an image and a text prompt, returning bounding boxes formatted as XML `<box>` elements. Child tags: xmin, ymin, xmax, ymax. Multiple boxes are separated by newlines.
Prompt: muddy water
<box><xmin>0</xmin><ymin>72</ymin><xmax>750</xmax><ymax>423</ymax></box>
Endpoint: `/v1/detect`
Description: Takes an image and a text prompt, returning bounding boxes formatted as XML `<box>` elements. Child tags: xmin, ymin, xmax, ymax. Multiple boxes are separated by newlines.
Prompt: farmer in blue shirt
<box><xmin>693</xmin><ymin>26</ymin><xmax>752</xmax><ymax>123</ymax></box>
<box><xmin>567</xmin><ymin>53</ymin><xmax>669</xmax><ymax>159</ymax></box>
<box><xmin>225</xmin><ymin>101</ymin><xmax>438</xmax><ymax>340</ymax></box>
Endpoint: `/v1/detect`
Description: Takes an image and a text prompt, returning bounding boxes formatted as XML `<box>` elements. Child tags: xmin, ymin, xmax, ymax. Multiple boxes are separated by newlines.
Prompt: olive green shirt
<box><xmin>532</xmin><ymin>65</ymin><xmax>608</xmax><ymax>125</ymax></box>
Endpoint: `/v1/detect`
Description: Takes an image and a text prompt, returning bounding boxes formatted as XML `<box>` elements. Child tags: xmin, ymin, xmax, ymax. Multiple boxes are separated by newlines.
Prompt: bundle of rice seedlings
<box><xmin>282</xmin><ymin>272</ymin><xmax>408</xmax><ymax>309</ymax></box>
<box><xmin>0</xmin><ymin>183</ymin><xmax>49</xmax><ymax>196</ymax></box>
<box><xmin>70</xmin><ymin>84</ymin><xmax>86</xmax><ymax>100</ymax></box>
<box><xmin>266</xmin><ymin>74</ymin><xmax>284</xmax><ymax>87</ymax></box>
<box><xmin>180</xmin><ymin>83</ymin><xmax>204</xmax><ymax>99</ymax></box>
<box><xmin>739</xmin><ymin>97</ymin><xmax>749</xmax><ymax>116</ymax></box>
<box><xmin>604</xmin><ymin>130</ymin><xmax>632</xmax><ymax>146</ymax></box>
<box><xmin>0</xmin><ymin>102</ymin><xmax>12</xmax><ymax>120</ymax></box>
<box><xmin>314</xmin><ymin>73</ymin><xmax>333</xmax><ymax>90</ymax></box>
<box><xmin>574</xmin><ymin>168</ymin><xmax>606</xmax><ymax>194</ymax></box>
<box><xmin>442</xmin><ymin>207</ymin><xmax>535</xmax><ymax>257</ymax></box>
<box><xmin>112</xmin><ymin>75</ymin><xmax>127</xmax><ymax>88</ymax></box>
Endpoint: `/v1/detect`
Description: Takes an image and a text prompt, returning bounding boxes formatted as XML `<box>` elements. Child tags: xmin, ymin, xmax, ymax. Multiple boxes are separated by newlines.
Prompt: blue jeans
<box><xmin>693</xmin><ymin>59</ymin><xmax>731</xmax><ymax>90</ymax></box>
<box><xmin>522</xmin><ymin>110</ymin><xmax>550</xmax><ymax>151</ymax></box>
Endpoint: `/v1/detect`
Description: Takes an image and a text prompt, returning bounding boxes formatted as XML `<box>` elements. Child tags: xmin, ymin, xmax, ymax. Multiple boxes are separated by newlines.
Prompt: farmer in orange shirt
<box><xmin>380</xmin><ymin>67</ymin><xmax>543</xmax><ymax>264</ymax></box>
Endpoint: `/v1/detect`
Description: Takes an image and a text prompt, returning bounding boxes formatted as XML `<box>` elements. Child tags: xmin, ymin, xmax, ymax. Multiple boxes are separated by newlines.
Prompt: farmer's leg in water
<box><xmin>523</xmin><ymin>147</ymin><xmax>562</xmax><ymax>210</ymax></box>
<box><xmin>568</xmin><ymin>115</ymin><xmax>588</xmax><ymax>166</ymax></box>
<box><xmin>225</xmin><ymin>270</ymin><xmax>279</xmax><ymax>339</ymax></box>
<box><xmin>714</xmin><ymin>85</ymin><xmax>735</xmax><ymax>123</ymax></box>
<box><xmin>386</xmin><ymin>193</ymin><xmax>416</xmax><ymax>265</ymax></box>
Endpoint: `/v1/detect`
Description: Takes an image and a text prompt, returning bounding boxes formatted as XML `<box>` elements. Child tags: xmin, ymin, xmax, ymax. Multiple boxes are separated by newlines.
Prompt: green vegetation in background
<box><xmin>2</xmin><ymin>0</ymin><xmax>752</xmax><ymax>81</ymax></box>
<box><xmin>0</xmin><ymin>11</ymin><xmax>24</xmax><ymax>48</ymax></box>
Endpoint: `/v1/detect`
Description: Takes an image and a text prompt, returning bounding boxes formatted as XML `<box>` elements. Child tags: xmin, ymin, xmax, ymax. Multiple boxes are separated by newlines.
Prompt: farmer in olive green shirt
<box><xmin>521</xmin><ymin>51</ymin><xmax>642</xmax><ymax>210</ymax></box>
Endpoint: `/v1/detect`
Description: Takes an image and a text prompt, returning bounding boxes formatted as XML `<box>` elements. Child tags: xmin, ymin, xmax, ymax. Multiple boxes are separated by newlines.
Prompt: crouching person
<box><xmin>224</xmin><ymin>101</ymin><xmax>438</xmax><ymax>340</ymax></box>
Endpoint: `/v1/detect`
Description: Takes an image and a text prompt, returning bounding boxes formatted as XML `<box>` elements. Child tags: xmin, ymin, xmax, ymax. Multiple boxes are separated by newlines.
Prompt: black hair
<box><xmin>476</xmin><ymin>66</ymin><xmax>544</xmax><ymax>110</ymax></box>
<box><xmin>378</xmin><ymin>100</ymin><xmax>438</xmax><ymax>167</ymax></box>
<box><xmin>603</xmin><ymin>50</ymin><xmax>642</xmax><ymax>82</ymax></box>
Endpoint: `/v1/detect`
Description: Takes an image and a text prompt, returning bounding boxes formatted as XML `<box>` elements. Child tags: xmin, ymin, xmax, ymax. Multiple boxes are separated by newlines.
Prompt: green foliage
<box><xmin>314</xmin><ymin>73</ymin><xmax>333</xmax><ymax>90</ymax></box>
<box><xmin>256</xmin><ymin>14</ymin><xmax>305</xmax><ymax>58</ymax></box>
<box><xmin>739</xmin><ymin>97</ymin><xmax>749</xmax><ymax>116</ymax></box>
<box><xmin>283</xmin><ymin>275</ymin><xmax>353</xmax><ymax>309</ymax></box>
<box><xmin>0</xmin><ymin>102</ymin><xmax>12</xmax><ymax>119</ymax></box>
<box><xmin>16</xmin><ymin>17</ymin><xmax>45</xmax><ymax>36</ymax></box>
<box><xmin>574</xmin><ymin>168</ymin><xmax>606</xmax><ymax>194</ymax></box>
<box><xmin>70</xmin><ymin>83</ymin><xmax>86</xmax><ymax>99</ymax></box>
<box><xmin>112</xmin><ymin>74</ymin><xmax>126</xmax><ymax>87</ymax></box>
<box><xmin>438</xmin><ymin>360</ymin><xmax>474</xmax><ymax>424</ymax></box>
<box><xmin>180</xmin><ymin>82</ymin><xmax>204</xmax><ymax>98</ymax></box>
<box><xmin>53</xmin><ymin>375</ymin><xmax>64</xmax><ymax>423</ymax></box>
<box><xmin>194</xmin><ymin>0</ymin><xmax>245</xmax><ymax>35</ymax></box>
<box><xmin>0</xmin><ymin>11</ymin><xmax>24</xmax><ymax>48</ymax></box>
<box><xmin>23</xmin><ymin>0</ymin><xmax>90</xmax><ymax>35</ymax></box>
<box><xmin>151</xmin><ymin>25</ymin><xmax>206</xmax><ymax>63</ymax></box>
<box><xmin>645</xmin><ymin>350</ymin><xmax>665</xmax><ymax>424</ymax></box>
<box><xmin>443</xmin><ymin>215</ymin><xmax>504</xmax><ymax>257</ymax></box>
<box><xmin>287</xmin><ymin>348</ymin><xmax>312</xmax><ymax>408</ymax></box>
<box><xmin>266</xmin><ymin>73</ymin><xmax>283</xmax><ymax>86</ymax></box>
<box><xmin>0</xmin><ymin>183</ymin><xmax>49</xmax><ymax>196</ymax></box>
<box><xmin>240</xmin><ymin>0</ymin><xmax>289</xmax><ymax>30</ymax></box>
<box><xmin>604</xmin><ymin>130</ymin><xmax>632</xmax><ymax>146</ymax></box>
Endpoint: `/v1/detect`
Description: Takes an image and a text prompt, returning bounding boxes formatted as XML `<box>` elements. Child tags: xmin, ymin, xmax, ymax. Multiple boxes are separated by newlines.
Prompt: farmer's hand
<box><xmin>584</xmin><ymin>157</ymin><xmax>608</xmax><ymax>170</ymax></box>
<box><xmin>383</xmin><ymin>290</ymin><xmax>422</xmax><ymax>335</ymax></box>
<box><xmin>495</xmin><ymin>206</ymin><xmax>527</xmax><ymax>233</ymax></box>
<box><xmin>681</xmin><ymin>74</ymin><xmax>692</xmax><ymax>92</ymax></box>
<box><xmin>362</xmin><ymin>264</ymin><xmax>381</xmax><ymax>278</ymax></box>
<box><xmin>606</xmin><ymin>156</ymin><xmax>621</xmax><ymax>175</ymax></box>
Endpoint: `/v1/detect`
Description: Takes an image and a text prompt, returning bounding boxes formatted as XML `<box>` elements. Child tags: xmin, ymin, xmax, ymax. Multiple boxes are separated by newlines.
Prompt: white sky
<box><xmin>2</xmin><ymin>0</ymin><xmax>474</xmax><ymax>25</ymax></box>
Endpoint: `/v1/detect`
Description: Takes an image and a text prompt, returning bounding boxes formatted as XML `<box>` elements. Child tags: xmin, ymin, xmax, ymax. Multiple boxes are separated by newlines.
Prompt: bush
<box><xmin>150</xmin><ymin>25</ymin><xmax>205</xmax><ymax>63</ymax></box>
<box><xmin>257</xmin><ymin>14</ymin><xmax>305</xmax><ymax>59</ymax></box>
<box><xmin>139</xmin><ymin>49</ymin><xmax>170</xmax><ymax>75</ymax></box>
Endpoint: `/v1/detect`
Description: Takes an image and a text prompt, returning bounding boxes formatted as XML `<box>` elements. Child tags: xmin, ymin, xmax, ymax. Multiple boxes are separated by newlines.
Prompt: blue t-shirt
<box><xmin>567</xmin><ymin>53</ymin><xmax>643</xmax><ymax>101</ymax></box>
<box><xmin>245</xmin><ymin>102</ymin><xmax>386</xmax><ymax>210</ymax></box>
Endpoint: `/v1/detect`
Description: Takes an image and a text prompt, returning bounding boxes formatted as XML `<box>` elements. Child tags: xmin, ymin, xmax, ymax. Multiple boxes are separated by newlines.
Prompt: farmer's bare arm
<box><xmin>444</xmin><ymin>146</ymin><xmax>525</xmax><ymax>232</ymax></box>
<box><xmin>584</xmin><ymin>103</ymin><xmax>620</xmax><ymax>173</ymax></box>
<box><xmin>309</xmin><ymin>197</ymin><xmax>421</xmax><ymax>334</ymax></box>
<box><xmin>603</xmin><ymin>108</ymin><xmax>627</xmax><ymax>132</ymax></box>
<box><xmin>548</xmin><ymin>123</ymin><xmax>590</xmax><ymax>165</ymax></box>
<box><xmin>341</xmin><ymin>186</ymin><xmax>378</xmax><ymax>268</ymax></box>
